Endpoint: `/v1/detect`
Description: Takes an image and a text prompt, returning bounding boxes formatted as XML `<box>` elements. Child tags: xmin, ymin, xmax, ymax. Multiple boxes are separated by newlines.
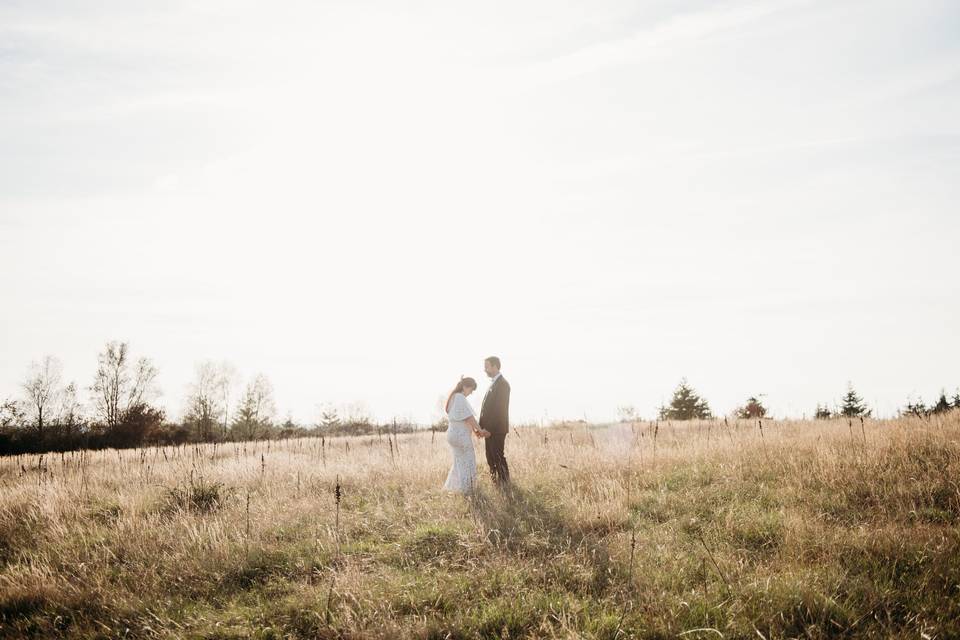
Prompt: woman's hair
<box><xmin>446</xmin><ymin>376</ymin><xmax>478</xmax><ymax>413</ymax></box>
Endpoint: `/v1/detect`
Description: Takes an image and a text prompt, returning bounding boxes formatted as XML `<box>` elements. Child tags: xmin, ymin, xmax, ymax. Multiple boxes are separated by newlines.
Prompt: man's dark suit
<box><xmin>479</xmin><ymin>374</ymin><xmax>510</xmax><ymax>485</ymax></box>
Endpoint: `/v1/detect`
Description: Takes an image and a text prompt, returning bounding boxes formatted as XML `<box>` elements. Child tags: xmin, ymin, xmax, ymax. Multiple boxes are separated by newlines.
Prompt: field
<box><xmin>1</xmin><ymin>414</ymin><xmax>959</xmax><ymax>639</ymax></box>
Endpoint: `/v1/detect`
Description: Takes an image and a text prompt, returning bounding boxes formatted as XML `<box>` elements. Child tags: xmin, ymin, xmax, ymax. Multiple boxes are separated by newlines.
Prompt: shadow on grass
<box><xmin>467</xmin><ymin>483</ymin><xmax>618</xmax><ymax>596</ymax></box>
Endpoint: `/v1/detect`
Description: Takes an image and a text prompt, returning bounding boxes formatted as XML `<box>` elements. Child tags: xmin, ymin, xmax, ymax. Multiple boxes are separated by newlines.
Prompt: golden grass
<box><xmin>1</xmin><ymin>413</ymin><xmax>958</xmax><ymax>639</ymax></box>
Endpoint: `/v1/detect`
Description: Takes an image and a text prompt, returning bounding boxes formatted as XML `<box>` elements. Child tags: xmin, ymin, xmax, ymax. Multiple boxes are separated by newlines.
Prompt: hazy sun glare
<box><xmin>2</xmin><ymin>0</ymin><xmax>959</xmax><ymax>423</ymax></box>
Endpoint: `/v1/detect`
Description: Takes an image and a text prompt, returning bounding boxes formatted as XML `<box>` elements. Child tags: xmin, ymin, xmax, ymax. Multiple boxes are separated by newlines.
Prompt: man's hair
<box><xmin>485</xmin><ymin>356</ymin><xmax>501</xmax><ymax>369</ymax></box>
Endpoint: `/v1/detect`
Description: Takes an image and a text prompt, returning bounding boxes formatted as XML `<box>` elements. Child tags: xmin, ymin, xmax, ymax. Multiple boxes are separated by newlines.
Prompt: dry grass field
<box><xmin>1</xmin><ymin>413</ymin><xmax>958</xmax><ymax>639</ymax></box>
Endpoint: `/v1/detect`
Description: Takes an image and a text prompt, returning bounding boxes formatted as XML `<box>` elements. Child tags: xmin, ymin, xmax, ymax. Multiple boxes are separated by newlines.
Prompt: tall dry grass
<box><xmin>0</xmin><ymin>413</ymin><xmax>958</xmax><ymax>639</ymax></box>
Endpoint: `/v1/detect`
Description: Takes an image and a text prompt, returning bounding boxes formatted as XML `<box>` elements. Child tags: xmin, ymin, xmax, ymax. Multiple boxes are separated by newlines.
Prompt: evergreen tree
<box><xmin>231</xmin><ymin>398</ymin><xmax>269</xmax><ymax>440</ymax></box>
<box><xmin>903</xmin><ymin>398</ymin><xmax>928</xmax><ymax>418</ymax></box>
<box><xmin>735</xmin><ymin>396</ymin><xmax>767</xmax><ymax>419</ymax></box>
<box><xmin>931</xmin><ymin>391</ymin><xmax>952</xmax><ymax>415</ymax></box>
<box><xmin>840</xmin><ymin>382</ymin><xmax>871</xmax><ymax>418</ymax></box>
<box><xmin>278</xmin><ymin>413</ymin><xmax>302</xmax><ymax>437</ymax></box>
<box><xmin>953</xmin><ymin>390</ymin><xmax>960</xmax><ymax>410</ymax></box>
<box><xmin>320</xmin><ymin>409</ymin><xmax>341</xmax><ymax>431</ymax></box>
<box><xmin>814</xmin><ymin>403</ymin><xmax>832</xmax><ymax>420</ymax></box>
<box><xmin>658</xmin><ymin>379</ymin><xmax>712</xmax><ymax>420</ymax></box>
<box><xmin>230</xmin><ymin>374</ymin><xmax>275</xmax><ymax>441</ymax></box>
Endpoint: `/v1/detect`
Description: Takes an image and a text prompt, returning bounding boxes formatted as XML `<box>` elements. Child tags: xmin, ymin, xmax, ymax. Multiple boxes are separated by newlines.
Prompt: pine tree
<box><xmin>230</xmin><ymin>375</ymin><xmax>275</xmax><ymax>441</ymax></box>
<box><xmin>903</xmin><ymin>398</ymin><xmax>928</xmax><ymax>418</ymax></box>
<box><xmin>840</xmin><ymin>383</ymin><xmax>871</xmax><ymax>418</ymax></box>
<box><xmin>735</xmin><ymin>396</ymin><xmax>767</xmax><ymax>419</ymax></box>
<box><xmin>814</xmin><ymin>404</ymin><xmax>832</xmax><ymax>420</ymax></box>
<box><xmin>931</xmin><ymin>391</ymin><xmax>952</xmax><ymax>415</ymax></box>
<box><xmin>953</xmin><ymin>390</ymin><xmax>960</xmax><ymax>410</ymax></box>
<box><xmin>231</xmin><ymin>399</ymin><xmax>266</xmax><ymax>441</ymax></box>
<box><xmin>658</xmin><ymin>379</ymin><xmax>712</xmax><ymax>420</ymax></box>
<box><xmin>320</xmin><ymin>409</ymin><xmax>341</xmax><ymax>431</ymax></box>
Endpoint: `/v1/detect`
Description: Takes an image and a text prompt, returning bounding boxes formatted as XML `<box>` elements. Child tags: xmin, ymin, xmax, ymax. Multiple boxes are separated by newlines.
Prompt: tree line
<box><xmin>5</xmin><ymin>346</ymin><xmax>959</xmax><ymax>456</ymax></box>
<box><xmin>618</xmin><ymin>378</ymin><xmax>960</xmax><ymax>422</ymax></box>
<box><xmin>0</xmin><ymin>341</ymin><xmax>418</xmax><ymax>456</ymax></box>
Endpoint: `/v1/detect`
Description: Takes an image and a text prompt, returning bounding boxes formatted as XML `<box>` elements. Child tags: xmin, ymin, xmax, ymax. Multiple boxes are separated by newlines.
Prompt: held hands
<box><xmin>474</xmin><ymin>428</ymin><xmax>491</xmax><ymax>438</ymax></box>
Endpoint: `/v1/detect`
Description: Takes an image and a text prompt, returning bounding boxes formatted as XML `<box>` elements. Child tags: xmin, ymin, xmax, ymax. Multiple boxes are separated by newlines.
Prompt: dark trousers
<box><xmin>484</xmin><ymin>431</ymin><xmax>510</xmax><ymax>486</ymax></box>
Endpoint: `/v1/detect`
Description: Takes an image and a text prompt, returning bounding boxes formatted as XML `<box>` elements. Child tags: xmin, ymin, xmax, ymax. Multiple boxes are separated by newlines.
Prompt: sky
<box><xmin>2</xmin><ymin>0</ymin><xmax>959</xmax><ymax>424</ymax></box>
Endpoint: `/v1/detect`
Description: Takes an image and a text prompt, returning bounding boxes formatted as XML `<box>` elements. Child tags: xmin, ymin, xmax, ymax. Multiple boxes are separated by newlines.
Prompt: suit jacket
<box><xmin>479</xmin><ymin>375</ymin><xmax>510</xmax><ymax>434</ymax></box>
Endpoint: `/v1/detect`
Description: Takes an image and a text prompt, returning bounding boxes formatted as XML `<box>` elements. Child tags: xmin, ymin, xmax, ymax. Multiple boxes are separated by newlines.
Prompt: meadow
<box><xmin>1</xmin><ymin>413</ymin><xmax>958</xmax><ymax>639</ymax></box>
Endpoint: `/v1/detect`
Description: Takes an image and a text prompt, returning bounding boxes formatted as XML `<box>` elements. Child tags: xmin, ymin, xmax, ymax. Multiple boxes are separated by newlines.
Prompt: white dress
<box><xmin>443</xmin><ymin>392</ymin><xmax>478</xmax><ymax>494</ymax></box>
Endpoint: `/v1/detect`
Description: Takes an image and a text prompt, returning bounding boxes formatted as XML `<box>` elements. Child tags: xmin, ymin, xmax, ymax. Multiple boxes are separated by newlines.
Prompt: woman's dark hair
<box><xmin>446</xmin><ymin>376</ymin><xmax>478</xmax><ymax>413</ymax></box>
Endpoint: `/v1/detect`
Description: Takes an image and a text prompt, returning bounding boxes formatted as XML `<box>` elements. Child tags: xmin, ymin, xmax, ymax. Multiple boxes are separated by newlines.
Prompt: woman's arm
<box><xmin>464</xmin><ymin>416</ymin><xmax>489</xmax><ymax>437</ymax></box>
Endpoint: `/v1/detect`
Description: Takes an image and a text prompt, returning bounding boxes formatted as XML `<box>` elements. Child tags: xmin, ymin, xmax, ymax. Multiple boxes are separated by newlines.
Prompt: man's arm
<box><xmin>503</xmin><ymin>382</ymin><xmax>510</xmax><ymax>429</ymax></box>
<box><xmin>501</xmin><ymin>382</ymin><xmax>510</xmax><ymax>430</ymax></box>
<box><xmin>488</xmin><ymin>382</ymin><xmax>509</xmax><ymax>431</ymax></box>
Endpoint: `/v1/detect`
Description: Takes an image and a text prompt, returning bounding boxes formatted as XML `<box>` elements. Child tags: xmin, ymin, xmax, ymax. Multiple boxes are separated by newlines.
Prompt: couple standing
<box><xmin>443</xmin><ymin>356</ymin><xmax>510</xmax><ymax>494</ymax></box>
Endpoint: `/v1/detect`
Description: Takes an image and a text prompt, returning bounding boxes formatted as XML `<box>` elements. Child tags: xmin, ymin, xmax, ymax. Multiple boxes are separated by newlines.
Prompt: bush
<box><xmin>163</xmin><ymin>474</ymin><xmax>231</xmax><ymax>515</ymax></box>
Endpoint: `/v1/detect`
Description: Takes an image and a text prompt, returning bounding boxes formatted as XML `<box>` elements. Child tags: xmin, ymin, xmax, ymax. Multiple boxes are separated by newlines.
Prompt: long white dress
<box><xmin>443</xmin><ymin>392</ymin><xmax>478</xmax><ymax>494</ymax></box>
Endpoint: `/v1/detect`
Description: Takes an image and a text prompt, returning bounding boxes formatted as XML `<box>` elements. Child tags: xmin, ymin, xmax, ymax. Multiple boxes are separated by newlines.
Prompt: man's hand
<box><xmin>478</xmin><ymin>429</ymin><xmax>491</xmax><ymax>438</ymax></box>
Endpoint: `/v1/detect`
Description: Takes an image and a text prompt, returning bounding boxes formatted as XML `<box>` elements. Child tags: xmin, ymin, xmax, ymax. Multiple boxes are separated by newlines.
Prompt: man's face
<box><xmin>484</xmin><ymin>361</ymin><xmax>499</xmax><ymax>378</ymax></box>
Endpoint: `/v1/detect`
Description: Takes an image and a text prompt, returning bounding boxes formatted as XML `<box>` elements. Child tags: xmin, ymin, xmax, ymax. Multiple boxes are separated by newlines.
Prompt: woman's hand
<box><xmin>465</xmin><ymin>415</ymin><xmax>483</xmax><ymax>436</ymax></box>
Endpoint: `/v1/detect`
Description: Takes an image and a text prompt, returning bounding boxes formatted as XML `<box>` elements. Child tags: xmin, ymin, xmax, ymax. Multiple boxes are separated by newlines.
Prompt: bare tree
<box><xmin>22</xmin><ymin>355</ymin><xmax>64</xmax><ymax>440</ymax></box>
<box><xmin>1</xmin><ymin>399</ymin><xmax>26</xmax><ymax>429</ymax></box>
<box><xmin>617</xmin><ymin>405</ymin><xmax>638</xmax><ymax>423</ymax></box>
<box><xmin>340</xmin><ymin>400</ymin><xmax>372</xmax><ymax>427</ymax></box>
<box><xmin>90</xmin><ymin>341</ymin><xmax>160</xmax><ymax>428</ymax></box>
<box><xmin>215</xmin><ymin>361</ymin><xmax>239</xmax><ymax>438</ymax></box>
<box><xmin>183</xmin><ymin>361</ymin><xmax>223</xmax><ymax>441</ymax></box>
<box><xmin>58</xmin><ymin>382</ymin><xmax>85</xmax><ymax>437</ymax></box>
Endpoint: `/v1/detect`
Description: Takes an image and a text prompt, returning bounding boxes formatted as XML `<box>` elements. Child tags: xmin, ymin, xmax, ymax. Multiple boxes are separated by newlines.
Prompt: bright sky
<box><xmin>2</xmin><ymin>0</ymin><xmax>959</xmax><ymax>424</ymax></box>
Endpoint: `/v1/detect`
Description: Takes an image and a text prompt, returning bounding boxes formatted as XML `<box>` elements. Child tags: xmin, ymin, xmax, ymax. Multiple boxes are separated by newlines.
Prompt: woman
<box><xmin>443</xmin><ymin>376</ymin><xmax>489</xmax><ymax>494</ymax></box>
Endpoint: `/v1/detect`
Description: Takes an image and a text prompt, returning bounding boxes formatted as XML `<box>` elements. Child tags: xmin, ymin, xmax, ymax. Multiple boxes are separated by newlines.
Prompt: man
<box><xmin>479</xmin><ymin>355</ymin><xmax>510</xmax><ymax>487</ymax></box>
